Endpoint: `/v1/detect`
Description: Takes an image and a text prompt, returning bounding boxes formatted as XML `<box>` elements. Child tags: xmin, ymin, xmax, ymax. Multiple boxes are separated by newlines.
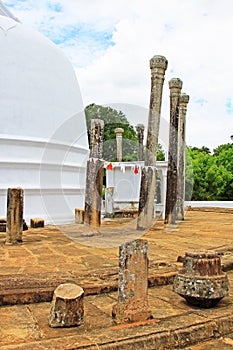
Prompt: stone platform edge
<box><xmin>0</xmin><ymin>270</ymin><xmax>177</xmax><ymax>306</ymax></box>
<box><xmin>2</xmin><ymin>312</ymin><xmax>233</xmax><ymax>350</ymax></box>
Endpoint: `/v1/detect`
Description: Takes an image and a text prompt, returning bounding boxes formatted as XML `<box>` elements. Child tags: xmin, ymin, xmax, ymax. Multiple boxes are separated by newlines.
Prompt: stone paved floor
<box><xmin>0</xmin><ymin>210</ymin><xmax>232</xmax><ymax>349</ymax></box>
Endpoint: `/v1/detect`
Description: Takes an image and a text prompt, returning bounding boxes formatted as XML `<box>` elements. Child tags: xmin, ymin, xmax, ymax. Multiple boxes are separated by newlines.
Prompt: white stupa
<box><xmin>0</xmin><ymin>2</ymin><xmax>89</xmax><ymax>224</ymax></box>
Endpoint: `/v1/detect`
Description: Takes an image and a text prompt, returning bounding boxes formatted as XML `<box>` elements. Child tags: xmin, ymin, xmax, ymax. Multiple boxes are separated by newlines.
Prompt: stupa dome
<box><xmin>0</xmin><ymin>11</ymin><xmax>89</xmax><ymax>224</ymax></box>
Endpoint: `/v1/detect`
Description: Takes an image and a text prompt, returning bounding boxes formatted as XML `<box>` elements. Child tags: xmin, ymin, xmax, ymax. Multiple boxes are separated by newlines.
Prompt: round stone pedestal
<box><xmin>173</xmin><ymin>250</ymin><xmax>229</xmax><ymax>308</ymax></box>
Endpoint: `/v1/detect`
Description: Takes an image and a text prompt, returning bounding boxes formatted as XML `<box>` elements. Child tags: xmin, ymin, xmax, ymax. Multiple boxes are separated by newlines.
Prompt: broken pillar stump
<box><xmin>75</xmin><ymin>209</ymin><xmax>84</xmax><ymax>224</ymax></box>
<box><xmin>6</xmin><ymin>188</ymin><xmax>24</xmax><ymax>244</ymax></box>
<box><xmin>173</xmin><ymin>250</ymin><xmax>229</xmax><ymax>308</ymax></box>
<box><xmin>48</xmin><ymin>283</ymin><xmax>84</xmax><ymax>327</ymax></box>
<box><xmin>0</xmin><ymin>218</ymin><xmax>6</xmax><ymax>232</ymax></box>
<box><xmin>112</xmin><ymin>239</ymin><xmax>152</xmax><ymax>323</ymax></box>
<box><xmin>30</xmin><ymin>218</ymin><xmax>44</xmax><ymax>228</ymax></box>
<box><xmin>1</xmin><ymin>218</ymin><xmax>27</xmax><ymax>232</ymax></box>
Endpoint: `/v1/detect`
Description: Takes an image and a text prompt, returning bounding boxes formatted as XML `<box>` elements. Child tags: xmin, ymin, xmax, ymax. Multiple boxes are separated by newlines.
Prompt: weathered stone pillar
<box><xmin>137</xmin><ymin>55</ymin><xmax>168</xmax><ymax>230</ymax></box>
<box><xmin>173</xmin><ymin>250</ymin><xmax>229</xmax><ymax>308</ymax></box>
<box><xmin>136</xmin><ymin>124</ymin><xmax>145</xmax><ymax>161</ymax></box>
<box><xmin>105</xmin><ymin>187</ymin><xmax>114</xmax><ymax>218</ymax></box>
<box><xmin>6</xmin><ymin>188</ymin><xmax>23</xmax><ymax>244</ymax></box>
<box><xmin>176</xmin><ymin>93</ymin><xmax>189</xmax><ymax>220</ymax></box>
<box><xmin>112</xmin><ymin>239</ymin><xmax>151</xmax><ymax>323</ymax></box>
<box><xmin>84</xmin><ymin>119</ymin><xmax>104</xmax><ymax>228</ymax></box>
<box><xmin>49</xmin><ymin>283</ymin><xmax>84</xmax><ymax>327</ymax></box>
<box><xmin>115</xmin><ymin>127</ymin><xmax>124</xmax><ymax>162</ymax></box>
<box><xmin>164</xmin><ymin>78</ymin><xmax>183</xmax><ymax>224</ymax></box>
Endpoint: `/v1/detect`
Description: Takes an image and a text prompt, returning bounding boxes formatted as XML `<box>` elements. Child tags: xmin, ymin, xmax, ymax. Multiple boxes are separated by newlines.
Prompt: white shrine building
<box><xmin>105</xmin><ymin>161</ymin><xmax>168</xmax><ymax>219</ymax></box>
<box><xmin>0</xmin><ymin>2</ymin><xmax>89</xmax><ymax>224</ymax></box>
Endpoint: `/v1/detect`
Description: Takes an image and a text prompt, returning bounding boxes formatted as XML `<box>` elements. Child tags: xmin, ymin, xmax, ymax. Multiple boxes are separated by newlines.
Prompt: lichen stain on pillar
<box><xmin>6</xmin><ymin>187</ymin><xmax>24</xmax><ymax>244</ymax></box>
<box><xmin>112</xmin><ymin>239</ymin><xmax>152</xmax><ymax>323</ymax></box>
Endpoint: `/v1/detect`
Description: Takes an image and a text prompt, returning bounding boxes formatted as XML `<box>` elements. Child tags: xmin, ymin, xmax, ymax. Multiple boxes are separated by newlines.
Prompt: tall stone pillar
<box><xmin>137</xmin><ymin>55</ymin><xmax>168</xmax><ymax>230</ymax></box>
<box><xmin>136</xmin><ymin>124</ymin><xmax>145</xmax><ymax>161</ymax></box>
<box><xmin>6</xmin><ymin>187</ymin><xmax>24</xmax><ymax>244</ymax></box>
<box><xmin>112</xmin><ymin>239</ymin><xmax>151</xmax><ymax>323</ymax></box>
<box><xmin>115</xmin><ymin>128</ymin><xmax>124</xmax><ymax>162</ymax></box>
<box><xmin>176</xmin><ymin>93</ymin><xmax>189</xmax><ymax>220</ymax></box>
<box><xmin>84</xmin><ymin>119</ymin><xmax>104</xmax><ymax>228</ymax></box>
<box><xmin>164</xmin><ymin>78</ymin><xmax>183</xmax><ymax>224</ymax></box>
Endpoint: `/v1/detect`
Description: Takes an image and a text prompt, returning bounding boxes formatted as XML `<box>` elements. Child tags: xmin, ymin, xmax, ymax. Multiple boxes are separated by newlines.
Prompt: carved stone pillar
<box><xmin>176</xmin><ymin>93</ymin><xmax>189</xmax><ymax>220</ymax></box>
<box><xmin>84</xmin><ymin>119</ymin><xmax>104</xmax><ymax>228</ymax></box>
<box><xmin>137</xmin><ymin>55</ymin><xmax>168</xmax><ymax>230</ymax></box>
<box><xmin>6</xmin><ymin>187</ymin><xmax>24</xmax><ymax>244</ymax></box>
<box><xmin>136</xmin><ymin>124</ymin><xmax>145</xmax><ymax>161</ymax></box>
<box><xmin>164</xmin><ymin>78</ymin><xmax>183</xmax><ymax>224</ymax></box>
<box><xmin>115</xmin><ymin>127</ymin><xmax>124</xmax><ymax>162</ymax></box>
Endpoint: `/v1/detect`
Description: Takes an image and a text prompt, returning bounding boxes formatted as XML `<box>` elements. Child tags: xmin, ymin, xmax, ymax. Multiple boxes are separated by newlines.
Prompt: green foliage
<box><xmin>156</xmin><ymin>143</ymin><xmax>166</xmax><ymax>161</ymax></box>
<box><xmin>85</xmin><ymin>103</ymin><xmax>137</xmax><ymax>161</ymax></box>
<box><xmin>85</xmin><ymin>103</ymin><xmax>166</xmax><ymax>162</ymax></box>
<box><xmin>186</xmin><ymin>143</ymin><xmax>233</xmax><ymax>200</ymax></box>
<box><xmin>185</xmin><ymin>149</ymin><xmax>194</xmax><ymax>200</ymax></box>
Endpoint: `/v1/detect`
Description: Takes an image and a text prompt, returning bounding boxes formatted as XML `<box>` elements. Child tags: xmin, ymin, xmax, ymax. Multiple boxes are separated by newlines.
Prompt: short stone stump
<box><xmin>173</xmin><ymin>250</ymin><xmax>229</xmax><ymax>308</ymax></box>
<box><xmin>0</xmin><ymin>218</ymin><xmax>28</xmax><ymax>232</ymax></box>
<box><xmin>75</xmin><ymin>209</ymin><xmax>84</xmax><ymax>224</ymax></box>
<box><xmin>30</xmin><ymin>218</ymin><xmax>44</xmax><ymax>228</ymax></box>
<box><xmin>0</xmin><ymin>219</ymin><xmax>6</xmax><ymax>232</ymax></box>
<box><xmin>48</xmin><ymin>283</ymin><xmax>84</xmax><ymax>327</ymax></box>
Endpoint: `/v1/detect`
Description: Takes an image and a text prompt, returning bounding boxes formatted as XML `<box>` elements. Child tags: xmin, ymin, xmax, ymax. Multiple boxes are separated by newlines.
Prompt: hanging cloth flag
<box><xmin>134</xmin><ymin>165</ymin><xmax>139</xmax><ymax>174</ymax></box>
<box><xmin>106</xmin><ymin>162</ymin><xmax>113</xmax><ymax>170</ymax></box>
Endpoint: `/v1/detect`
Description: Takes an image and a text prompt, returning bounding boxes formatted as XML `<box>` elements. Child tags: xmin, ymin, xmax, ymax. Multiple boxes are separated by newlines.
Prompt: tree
<box><xmin>212</xmin><ymin>143</ymin><xmax>233</xmax><ymax>199</ymax></box>
<box><xmin>85</xmin><ymin>103</ymin><xmax>137</xmax><ymax>161</ymax></box>
<box><xmin>186</xmin><ymin>143</ymin><xmax>233</xmax><ymax>200</ymax></box>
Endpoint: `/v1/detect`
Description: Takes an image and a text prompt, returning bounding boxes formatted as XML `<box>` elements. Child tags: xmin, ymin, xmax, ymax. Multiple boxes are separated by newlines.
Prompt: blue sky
<box><xmin>2</xmin><ymin>0</ymin><xmax>233</xmax><ymax>150</ymax></box>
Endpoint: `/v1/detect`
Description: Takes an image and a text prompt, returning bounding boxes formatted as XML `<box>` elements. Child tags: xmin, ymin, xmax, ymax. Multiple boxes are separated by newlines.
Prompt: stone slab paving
<box><xmin>0</xmin><ymin>210</ymin><xmax>232</xmax><ymax>348</ymax></box>
<box><xmin>0</xmin><ymin>274</ymin><xmax>232</xmax><ymax>349</ymax></box>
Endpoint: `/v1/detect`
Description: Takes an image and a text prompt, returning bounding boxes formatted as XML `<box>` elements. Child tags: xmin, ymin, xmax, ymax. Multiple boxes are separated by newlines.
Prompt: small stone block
<box><xmin>30</xmin><ymin>218</ymin><xmax>44</xmax><ymax>228</ymax></box>
<box><xmin>75</xmin><ymin>209</ymin><xmax>84</xmax><ymax>224</ymax></box>
<box><xmin>49</xmin><ymin>283</ymin><xmax>84</xmax><ymax>327</ymax></box>
<box><xmin>0</xmin><ymin>223</ymin><xmax>6</xmax><ymax>232</ymax></box>
<box><xmin>23</xmin><ymin>219</ymin><xmax>28</xmax><ymax>231</ymax></box>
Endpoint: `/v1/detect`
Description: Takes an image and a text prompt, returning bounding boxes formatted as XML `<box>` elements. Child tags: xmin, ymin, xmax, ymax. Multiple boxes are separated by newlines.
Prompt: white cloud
<box><xmin>2</xmin><ymin>0</ymin><xmax>233</xmax><ymax>150</ymax></box>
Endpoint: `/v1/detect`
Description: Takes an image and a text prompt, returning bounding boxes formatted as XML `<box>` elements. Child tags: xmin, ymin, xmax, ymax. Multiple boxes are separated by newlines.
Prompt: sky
<box><xmin>2</xmin><ymin>0</ymin><xmax>233</xmax><ymax>151</ymax></box>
